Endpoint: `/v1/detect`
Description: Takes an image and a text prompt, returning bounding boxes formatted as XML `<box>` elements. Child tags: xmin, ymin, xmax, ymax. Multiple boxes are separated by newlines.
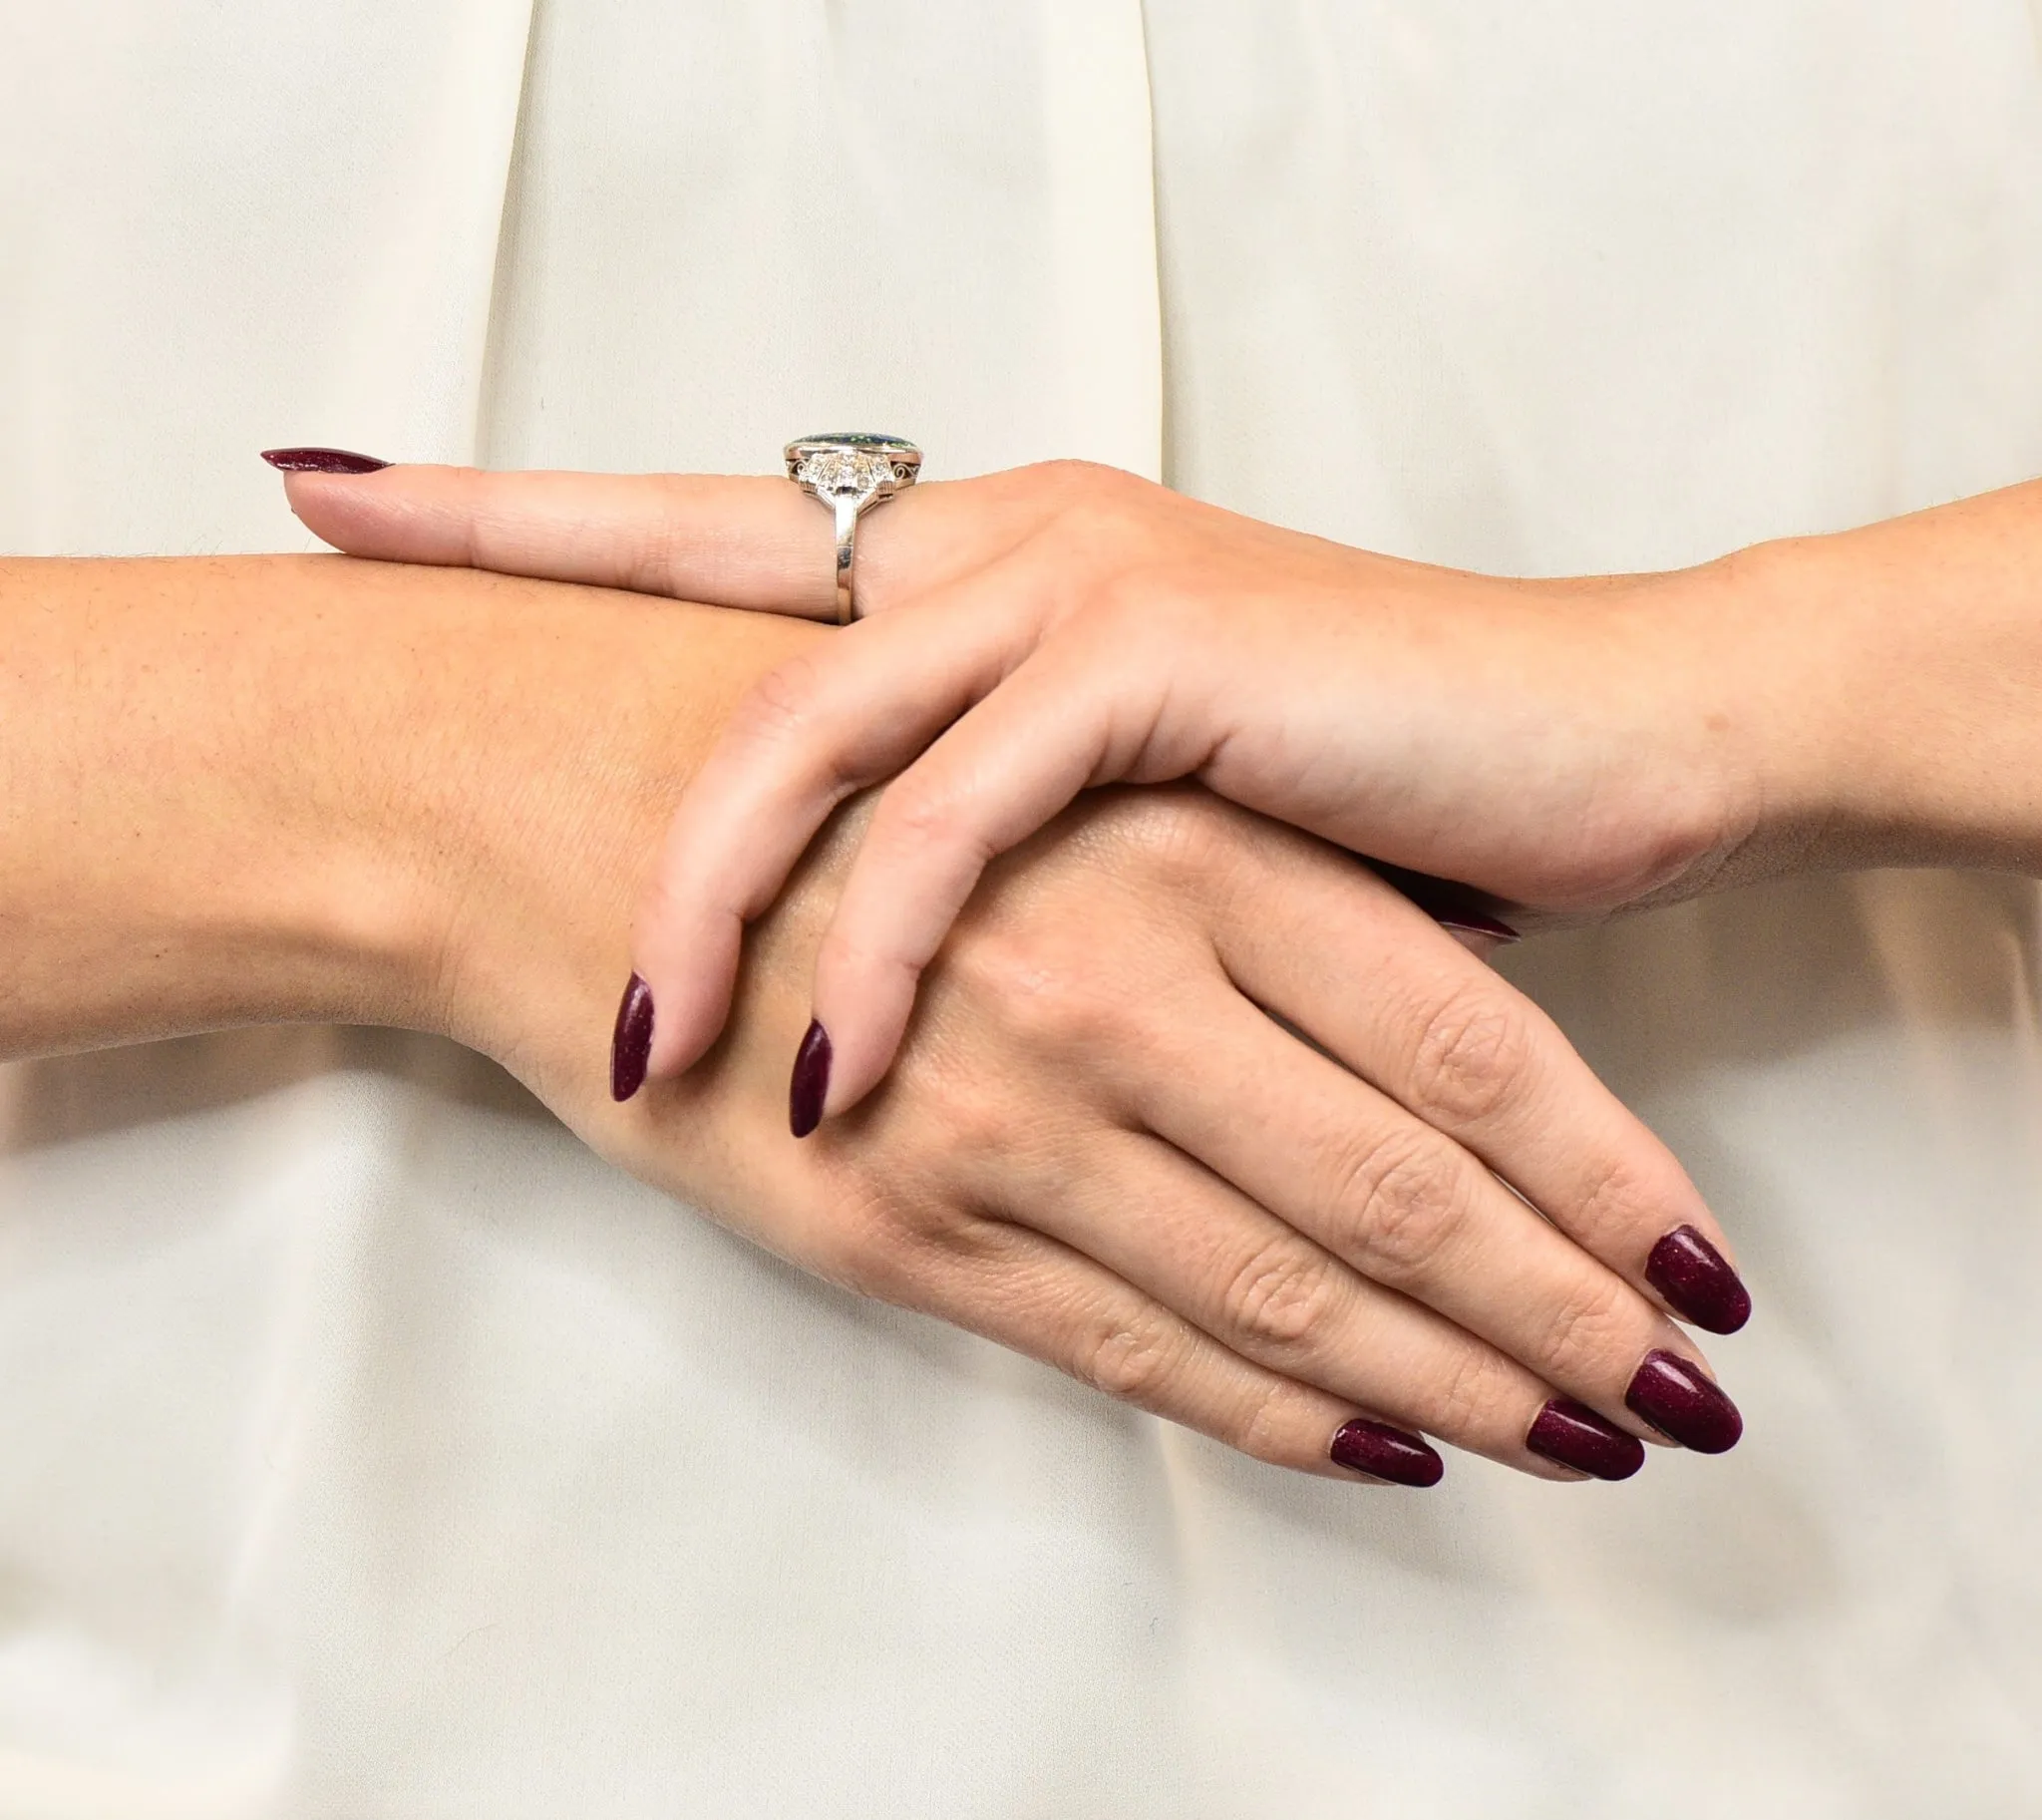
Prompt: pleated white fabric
<box><xmin>3</xmin><ymin>2</ymin><xmax>2041</xmax><ymax>1812</ymax></box>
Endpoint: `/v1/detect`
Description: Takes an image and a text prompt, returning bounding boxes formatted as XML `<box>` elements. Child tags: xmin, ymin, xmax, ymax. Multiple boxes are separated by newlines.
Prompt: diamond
<box><xmin>796</xmin><ymin>448</ymin><xmax>896</xmax><ymax>500</ymax></box>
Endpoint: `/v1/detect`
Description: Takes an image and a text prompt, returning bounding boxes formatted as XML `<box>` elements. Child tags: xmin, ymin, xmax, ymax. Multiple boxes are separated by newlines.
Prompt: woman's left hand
<box><xmin>282</xmin><ymin>458</ymin><xmax>1796</xmax><ymax>1131</ymax></box>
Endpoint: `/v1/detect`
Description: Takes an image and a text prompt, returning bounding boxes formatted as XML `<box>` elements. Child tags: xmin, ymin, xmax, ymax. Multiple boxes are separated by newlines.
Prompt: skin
<box><xmin>284</xmin><ymin>461</ymin><xmax>2042</xmax><ymax>1140</ymax></box>
<box><xmin>0</xmin><ymin>552</ymin><xmax>1739</xmax><ymax>1485</ymax></box>
<box><xmin>264</xmin><ymin>454</ymin><xmax>2042</xmax><ymax>1475</ymax></box>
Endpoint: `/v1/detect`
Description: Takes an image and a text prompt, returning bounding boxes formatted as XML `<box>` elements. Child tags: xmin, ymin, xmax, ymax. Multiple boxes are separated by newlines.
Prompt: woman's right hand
<box><xmin>428</xmin><ymin>584</ymin><xmax>1747</xmax><ymax>1485</ymax></box>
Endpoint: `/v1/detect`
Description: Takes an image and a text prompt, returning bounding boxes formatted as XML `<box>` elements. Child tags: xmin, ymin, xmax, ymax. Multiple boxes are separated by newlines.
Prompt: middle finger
<box><xmin>1116</xmin><ymin>967</ymin><xmax>1742</xmax><ymax>1455</ymax></box>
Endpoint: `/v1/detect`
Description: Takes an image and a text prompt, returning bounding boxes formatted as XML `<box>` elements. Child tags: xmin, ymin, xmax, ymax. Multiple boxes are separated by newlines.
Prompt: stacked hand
<box><xmin>267</xmin><ymin>452</ymin><xmax>1787</xmax><ymax>1485</ymax></box>
<box><xmin>279</xmin><ymin>458</ymin><xmax>1794</xmax><ymax>1110</ymax></box>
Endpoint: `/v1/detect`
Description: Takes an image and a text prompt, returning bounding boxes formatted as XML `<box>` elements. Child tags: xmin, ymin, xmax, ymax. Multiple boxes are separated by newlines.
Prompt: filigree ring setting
<box><xmin>785</xmin><ymin>433</ymin><xmax>922</xmax><ymax>623</ymax></box>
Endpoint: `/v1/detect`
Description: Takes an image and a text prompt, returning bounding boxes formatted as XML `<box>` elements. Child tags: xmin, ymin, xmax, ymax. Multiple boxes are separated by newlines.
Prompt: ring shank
<box><xmin>784</xmin><ymin>433</ymin><xmax>921</xmax><ymax>624</ymax></box>
<box><xmin>834</xmin><ymin>495</ymin><xmax>859</xmax><ymax>624</ymax></box>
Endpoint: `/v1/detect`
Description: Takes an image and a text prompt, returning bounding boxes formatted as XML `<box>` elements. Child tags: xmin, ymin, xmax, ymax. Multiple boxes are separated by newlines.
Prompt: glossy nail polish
<box><xmin>1527</xmin><ymin>1398</ymin><xmax>1646</xmax><ymax>1481</ymax></box>
<box><xmin>610</xmin><ymin>973</ymin><xmax>654</xmax><ymax>1102</ymax></box>
<box><xmin>1624</xmin><ymin>1350</ymin><xmax>1743</xmax><ymax>1454</ymax></box>
<box><xmin>1329</xmin><ymin>1418</ymin><xmax>1445</xmax><ymax>1487</ymax></box>
<box><xmin>789</xmin><ymin>1019</ymin><xmax>833</xmax><ymax>1138</ymax></box>
<box><xmin>1646</xmin><ymin>1225</ymin><xmax>1753</xmax><ymax>1334</ymax></box>
<box><xmin>260</xmin><ymin>446</ymin><xmax>390</xmax><ymax>474</ymax></box>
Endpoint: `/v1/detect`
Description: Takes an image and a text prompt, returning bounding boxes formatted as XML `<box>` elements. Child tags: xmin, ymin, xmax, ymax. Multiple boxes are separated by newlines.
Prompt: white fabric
<box><xmin>4</xmin><ymin>2</ymin><xmax>2042</xmax><ymax>1811</ymax></box>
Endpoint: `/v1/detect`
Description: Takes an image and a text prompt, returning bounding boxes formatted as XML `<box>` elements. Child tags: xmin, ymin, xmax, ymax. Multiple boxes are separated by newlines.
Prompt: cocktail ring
<box><xmin>785</xmin><ymin>433</ymin><xmax>922</xmax><ymax>623</ymax></box>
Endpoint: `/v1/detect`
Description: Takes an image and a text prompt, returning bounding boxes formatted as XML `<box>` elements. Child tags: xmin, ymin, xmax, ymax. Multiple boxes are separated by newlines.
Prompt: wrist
<box><xmin>386</xmin><ymin>567</ymin><xmax>823</xmax><ymax>1095</ymax></box>
<box><xmin>1621</xmin><ymin>542</ymin><xmax>1839</xmax><ymax>899</ymax></box>
<box><xmin>0</xmin><ymin>556</ymin><xmax>450</xmax><ymax>1056</ymax></box>
<box><xmin>1700</xmin><ymin>483</ymin><xmax>2042</xmax><ymax>881</ymax></box>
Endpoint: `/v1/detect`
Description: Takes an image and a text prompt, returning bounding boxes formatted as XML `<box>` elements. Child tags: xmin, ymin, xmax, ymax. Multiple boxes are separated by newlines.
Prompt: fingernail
<box><xmin>1646</xmin><ymin>1225</ymin><xmax>1753</xmax><ymax>1333</ymax></box>
<box><xmin>1369</xmin><ymin>862</ymin><xmax>1520</xmax><ymax>942</ymax></box>
<box><xmin>610</xmin><ymin>973</ymin><xmax>654</xmax><ymax>1102</ymax></box>
<box><xmin>789</xmin><ymin>1018</ymin><xmax>833</xmax><ymax>1138</ymax></box>
<box><xmin>260</xmin><ymin>446</ymin><xmax>390</xmax><ymax>474</ymax></box>
<box><xmin>1329</xmin><ymin>1417</ymin><xmax>1445</xmax><ymax>1487</ymax></box>
<box><xmin>1527</xmin><ymin>1398</ymin><xmax>1646</xmax><ymax>1481</ymax></box>
<box><xmin>1624</xmin><ymin>1350</ymin><xmax>1743</xmax><ymax>1454</ymax></box>
<box><xmin>1433</xmin><ymin>909</ymin><xmax>1522</xmax><ymax>942</ymax></box>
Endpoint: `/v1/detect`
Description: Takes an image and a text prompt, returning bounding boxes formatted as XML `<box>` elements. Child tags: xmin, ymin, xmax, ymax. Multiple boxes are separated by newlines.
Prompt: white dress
<box><xmin>4</xmin><ymin>3</ymin><xmax>2041</xmax><ymax>1812</ymax></box>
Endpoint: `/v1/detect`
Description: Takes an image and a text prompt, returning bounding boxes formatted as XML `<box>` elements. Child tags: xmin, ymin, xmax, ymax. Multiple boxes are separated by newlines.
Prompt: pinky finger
<box><xmin>878</xmin><ymin>1214</ymin><xmax>1445</xmax><ymax>1486</ymax></box>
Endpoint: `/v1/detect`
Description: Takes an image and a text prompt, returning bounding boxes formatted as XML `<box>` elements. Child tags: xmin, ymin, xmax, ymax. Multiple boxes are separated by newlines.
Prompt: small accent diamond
<box><xmin>796</xmin><ymin>449</ymin><xmax>896</xmax><ymax>500</ymax></box>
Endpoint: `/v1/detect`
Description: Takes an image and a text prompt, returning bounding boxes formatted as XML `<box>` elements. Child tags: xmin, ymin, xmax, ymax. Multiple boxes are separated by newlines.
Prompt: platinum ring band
<box><xmin>785</xmin><ymin>433</ymin><xmax>922</xmax><ymax>623</ymax></box>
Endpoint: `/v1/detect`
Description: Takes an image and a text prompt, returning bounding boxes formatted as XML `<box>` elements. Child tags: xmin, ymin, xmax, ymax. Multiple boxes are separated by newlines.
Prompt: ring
<box><xmin>785</xmin><ymin>433</ymin><xmax>922</xmax><ymax>623</ymax></box>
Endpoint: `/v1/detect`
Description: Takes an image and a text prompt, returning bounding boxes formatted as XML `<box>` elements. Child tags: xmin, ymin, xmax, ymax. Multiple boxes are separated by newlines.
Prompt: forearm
<box><xmin>1692</xmin><ymin>479</ymin><xmax>2042</xmax><ymax>881</ymax></box>
<box><xmin>0</xmin><ymin>553</ymin><xmax>819</xmax><ymax>1064</ymax></box>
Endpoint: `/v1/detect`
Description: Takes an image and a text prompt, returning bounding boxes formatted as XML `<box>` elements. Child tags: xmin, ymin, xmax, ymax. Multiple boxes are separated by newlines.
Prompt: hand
<box><xmin>0</xmin><ymin>550</ymin><xmax>1744</xmax><ymax>1482</ymax></box>
<box><xmin>278</xmin><ymin>459</ymin><xmax>1775</xmax><ymax>1134</ymax></box>
<box><xmin>476</xmin><ymin>717</ymin><xmax>1748</xmax><ymax>1486</ymax></box>
<box><xmin>256</xmin><ymin>503</ymin><xmax>1755</xmax><ymax>1480</ymax></box>
<box><xmin>276</xmin><ymin>456</ymin><xmax>1759</xmax><ymax>1362</ymax></box>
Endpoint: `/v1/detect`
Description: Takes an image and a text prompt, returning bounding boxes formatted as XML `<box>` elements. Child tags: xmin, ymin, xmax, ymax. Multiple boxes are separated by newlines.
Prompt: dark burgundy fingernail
<box><xmin>1329</xmin><ymin>1418</ymin><xmax>1444</xmax><ymax>1487</ymax></box>
<box><xmin>260</xmin><ymin>446</ymin><xmax>390</xmax><ymax>474</ymax></box>
<box><xmin>1624</xmin><ymin>1350</ymin><xmax>1743</xmax><ymax>1454</ymax></box>
<box><xmin>1433</xmin><ymin>909</ymin><xmax>1521</xmax><ymax>941</ymax></box>
<box><xmin>610</xmin><ymin>973</ymin><xmax>654</xmax><ymax>1102</ymax></box>
<box><xmin>1646</xmin><ymin>1225</ymin><xmax>1753</xmax><ymax>1333</ymax></box>
<box><xmin>1527</xmin><ymin>1398</ymin><xmax>1646</xmax><ymax>1481</ymax></box>
<box><xmin>789</xmin><ymin>1018</ymin><xmax>833</xmax><ymax>1138</ymax></box>
<box><xmin>1367</xmin><ymin>861</ymin><xmax>1520</xmax><ymax>942</ymax></box>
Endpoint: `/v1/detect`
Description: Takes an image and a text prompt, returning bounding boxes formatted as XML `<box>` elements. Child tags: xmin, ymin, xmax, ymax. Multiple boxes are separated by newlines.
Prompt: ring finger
<box><xmin>1125</xmin><ymin>978</ymin><xmax>1744</xmax><ymax>1456</ymax></box>
<box><xmin>967</xmin><ymin>1123</ymin><xmax>1646</xmax><ymax>1481</ymax></box>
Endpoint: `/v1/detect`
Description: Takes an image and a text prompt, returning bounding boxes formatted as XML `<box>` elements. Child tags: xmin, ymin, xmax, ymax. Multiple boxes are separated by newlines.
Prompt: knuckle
<box><xmin>902</xmin><ymin>1061</ymin><xmax>1023</xmax><ymax>1164</ymax></box>
<box><xmin>874</xmin><ymin>774</ymin><xmax>979</xmax><ymax>864</ymax></box>
<box><xmin>1227</xmin><ymin>1376</ymin><xmax>1318</xmax><ymax>1468</ymax></box>
<box><xmin>1402</xmin><ymin>981</ymin><xmax>1537</xmax><ymax>1127</ymax></box>
<box><xmin>1218</xmin><ymin>1240</ymin><xmax>1346</xmax><ymax>1357</ymax></box>
<box><xmin>621</xmin><ymin>486</ymin><xmax>697</xmax><ymax>595</ymax></box>
<box><xmin>952</xmin><ymin>925</ymin><xmax>1122</xmax><ymax>1054</ymax></box>
<box><xmin>1421</xmin><ymin>1344</ymin><xmax>1518</xmax><ymax>1442</ymax></box>
<box><xmin>1531</xmin><ymin>1270</ymin><xmax>1635</xmax><ymax>1384</ymax></box>
<box><xmin>1094</xmin><ymin>787</ymin><xmax>1242</xmax><ymax>890</ymax></box>
<box><xmin>1071</xmin><ymin>1313</ymin><xmax>1183</xmax><ymax>1409</ymax></box>
<box><xmin>1569</xmin><ymin>1150</ymin><xmax>1670</xmax><ymax>1251</ymax></box>
<box><xmin>881</xmin><ymin>1189</ymin><xmax>979</xmax><ymax>1255</ymax></box>
<box><xmin>808</xmin><ymin>1185</ymin><xmax>919</xmax><ymax>1301</ymax></box>
<box><xmin>1324</xmin><ymin>1124</ymin><xmax>1473</xmax><ymax>1280</ymax></box>
<box><xmin>827</xmin><ymin>1186</ymin><xmax>1002</xmax><ymax>1304</ymax></box>
<box><xmin>1023</xmin><ymin>457</ymin><xmax>1141</xmax><ymax>508</ymax></box>
<box><xmin>1037</xmin><ymin>466</ymin><xmax>1166</xmax><ymax>560</ymax></box>
<box><xmin>728</xmin><ymin>653</ymin><xmax>831</xmax><ymax>751</ymax></box>
<box><xmin>1029</xmin><ymin>456</ymin><xmax>1117</xmax><ymax>496</ymax></box>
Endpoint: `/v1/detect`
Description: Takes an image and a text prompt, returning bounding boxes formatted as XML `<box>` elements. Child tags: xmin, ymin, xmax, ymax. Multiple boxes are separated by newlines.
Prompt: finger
<box><xmin>628</xmin><ymin>594</ymin><xmax>1046</xmax><ymax>1081</ymax></box>
<box><xmin>812</xmin><ymin>631</ymin><xmax>1193</xmax><ymax>1118</ymax></box>
<box><xmin>1118</xmin><ymin>973</ymin><xmax>1724</xmax><ymax>1455</ymax></box>
<box><xmin>865</xmin><ymin>1201</ymin><xmax>1438</xmax><ymax>1484</ymax></box>
<box><xmin>281</xmin><ymin>464</ymin><xmax>850</xmax><ymax>617</ymax></box>
<box><xmin>276</xmin><ymin>461</ymin><xmax>1029</xmax><ymax>620</ymax></box>
<box><xmin>1215</xmin><ymin>833</ymin><xmax>1752</xmax><ymax>1335</ymax></box>
<box><xmin>961</xmin><ymin>1124</ymin><xmax>1627</xmax><ymax>1480</ymax></box>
